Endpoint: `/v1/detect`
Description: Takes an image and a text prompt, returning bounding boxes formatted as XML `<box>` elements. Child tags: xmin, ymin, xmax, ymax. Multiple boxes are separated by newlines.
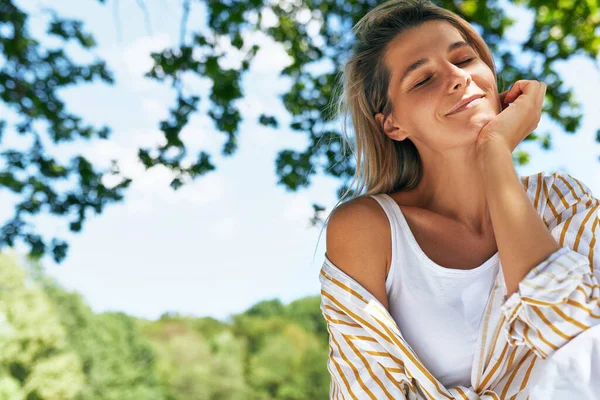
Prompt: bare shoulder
<box><xmin>325</xmin><ymin>196</ymin><xmax>391</xmax><ymax>311</ymax></box>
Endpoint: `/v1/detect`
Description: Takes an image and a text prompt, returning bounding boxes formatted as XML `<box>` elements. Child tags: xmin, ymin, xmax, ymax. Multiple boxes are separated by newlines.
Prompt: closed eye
<box><xmin>457</xmin><ymin>57</ymin><xmax>475</xmax><ymax>66</ymax></box>
<box><xmin>413</xmin><ymin>58</ymin><xmax>475</xmax><ymax>88</ymax></box>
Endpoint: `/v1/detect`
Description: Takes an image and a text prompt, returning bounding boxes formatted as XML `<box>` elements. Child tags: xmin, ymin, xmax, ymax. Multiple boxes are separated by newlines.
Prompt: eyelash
<box><xmin>414</xmin><ymin>58</ymin><xmax>475</xmax><ymax>88</ymax></box>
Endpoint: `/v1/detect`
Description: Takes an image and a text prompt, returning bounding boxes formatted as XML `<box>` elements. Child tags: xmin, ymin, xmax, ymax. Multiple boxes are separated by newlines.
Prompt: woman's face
<box><xmin>377</xmin><ymin>20</ymin><xmax>502</xmax><ymax>150</ymax></box>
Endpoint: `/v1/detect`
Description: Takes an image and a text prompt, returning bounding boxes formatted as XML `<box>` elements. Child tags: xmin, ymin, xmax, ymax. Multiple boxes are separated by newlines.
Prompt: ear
<box><xmin>374</xmin><ymin>112</ymin><xmax>410</xmax><ymax>141</ymax></box>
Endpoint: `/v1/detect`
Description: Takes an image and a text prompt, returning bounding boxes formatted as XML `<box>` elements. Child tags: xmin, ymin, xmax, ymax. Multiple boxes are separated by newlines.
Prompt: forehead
<box><xmin>384</xmin><ymin>20</ymin><xmax>467</xmax><ymax>85</ymax></box>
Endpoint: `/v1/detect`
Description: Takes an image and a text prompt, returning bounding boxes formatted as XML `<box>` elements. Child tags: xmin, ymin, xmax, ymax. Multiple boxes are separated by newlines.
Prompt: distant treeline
<box><xmin>0</xmin><ymin>254</ymin><xmax>329</xmax><ymax>399</ymax></box>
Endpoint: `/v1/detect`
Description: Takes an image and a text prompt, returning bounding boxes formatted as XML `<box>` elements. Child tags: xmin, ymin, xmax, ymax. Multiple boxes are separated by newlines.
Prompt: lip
<box><xmin>446</xmin><ymin>94</ymin><xmax>484</xmax><ymax>115</ymax></box>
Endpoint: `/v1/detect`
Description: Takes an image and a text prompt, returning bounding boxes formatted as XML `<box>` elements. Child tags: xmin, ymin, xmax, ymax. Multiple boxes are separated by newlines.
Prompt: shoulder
<box><xmin>325</xmin><ymin>195</ymin><xmax>391</xmax><ymax>310</ymax></box>
<box><xmin>327</xmin><ymin>195</ymin><xmax>390</xmax><ymax>232</ymax></box>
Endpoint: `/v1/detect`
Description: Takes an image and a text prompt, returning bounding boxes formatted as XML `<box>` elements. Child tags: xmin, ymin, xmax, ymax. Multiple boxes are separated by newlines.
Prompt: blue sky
<box><xmin>3</xmin><ymin>0</ymin><xmax>598</xmax><ymax>322</ymax></box>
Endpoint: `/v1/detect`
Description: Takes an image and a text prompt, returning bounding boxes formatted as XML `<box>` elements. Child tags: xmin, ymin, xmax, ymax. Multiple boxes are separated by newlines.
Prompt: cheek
<box><xmin>473</xmin><ymin>67</ymin><xmax>501</xmax><ymax>112</ymax></box>
<box><xmin>478</xmin><ymin>67</ymin><xmax>497</xmax><ymax>92</ymax></box>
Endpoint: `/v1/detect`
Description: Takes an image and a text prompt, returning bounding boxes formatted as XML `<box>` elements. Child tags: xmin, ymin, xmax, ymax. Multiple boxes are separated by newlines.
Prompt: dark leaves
<box><xmin>1</xmin><ymin>0</ymin><xmax>598</xmax><ymax>261</ymax></box>
<box><xmin>0</xmin><ymin>1</ymin><xmax>127</xmax><ymax>261</ymax></box>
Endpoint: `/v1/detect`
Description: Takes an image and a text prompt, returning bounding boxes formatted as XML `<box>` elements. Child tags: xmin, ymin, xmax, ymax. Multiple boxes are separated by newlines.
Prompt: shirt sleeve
<box><xmin>319</xmin><ymin>266</ymin><xmax>411</xmax><ymax>399</ymax></box>
<box><xmin>500</xmin><ymin>171</ymin><xmax>600</xmax><ymax>360</ymax></box>
<box><xmin>322</xmin><ymin>313</ymin><xmax>410</xmax><ymax>399</ymax></box>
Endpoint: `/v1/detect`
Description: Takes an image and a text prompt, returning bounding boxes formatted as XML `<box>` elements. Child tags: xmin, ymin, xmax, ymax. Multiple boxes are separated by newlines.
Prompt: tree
<box><xmin>247</xmin><ymin>323</ymin><xmax>329</xmax><ymax>399</ymax></box>
<box><xmin>133</xmin><ymin>0</ymin><xmax>600</xmax><ymax>197</ymax></box>
<box><xmin>44</xmin><ymin>289</ymin><xmax>167</xmax><ymax>399</ymax></box>
<box><xmin>0</xmin><ymin>254</ymin><xmax>331</xmax><ymax>399</ymax></box>
<box><xmin>285</xmin><ymin>296</ymin><xmax>328</xmax><ymax>345</ymax></box>
<box><xmin>0</xmin><ymin>253</ymin><xmax>85</xmax><ymax>399</ymax></box>
<box><xmin>0</xmin><ymin>2</ymin><xmax>130</xmax><ymax>263</ymax></box>
<box><xmin>1</xmin><ymin>0</ymin><xmax>598</xmax><ymax>262</ymax></box>
<box><xmin>139</xmin><ymin>315</ymin><xmax>251</xmax><ymax>399</ymax></box>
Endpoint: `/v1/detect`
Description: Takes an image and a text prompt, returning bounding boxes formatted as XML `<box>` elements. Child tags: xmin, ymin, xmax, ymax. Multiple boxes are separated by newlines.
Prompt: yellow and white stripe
<box><xmin>319</xmin><ymin>171</ymin><xmax>600</xmax><ymax>399</ymax></box>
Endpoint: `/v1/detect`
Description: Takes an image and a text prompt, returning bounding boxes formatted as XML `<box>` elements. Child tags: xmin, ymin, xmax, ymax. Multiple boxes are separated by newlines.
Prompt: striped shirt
<box><xmin>319</xmin><ymin>171</ymin><xmax>600</xmax><ymax>399</ymax></box>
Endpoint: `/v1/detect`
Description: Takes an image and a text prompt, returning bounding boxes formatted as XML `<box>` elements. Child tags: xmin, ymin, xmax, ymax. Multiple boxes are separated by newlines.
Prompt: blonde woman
<box><xmin>319</xmin><ymin>0</ymin><xmax>600</xmax><ymax>398</ymax></box>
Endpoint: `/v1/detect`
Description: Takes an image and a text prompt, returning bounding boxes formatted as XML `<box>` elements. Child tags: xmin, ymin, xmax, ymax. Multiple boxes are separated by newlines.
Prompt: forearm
<box><xmin>477</xmin><ymin>143</ymin><xmax>561</xmax><ymax>298</ymax></box>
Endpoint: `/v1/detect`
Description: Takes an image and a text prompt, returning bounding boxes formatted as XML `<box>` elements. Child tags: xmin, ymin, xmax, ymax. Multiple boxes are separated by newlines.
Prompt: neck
<box><xmin>411</xmin><ymin>145</ymin><xmax>493</xmax><ymax>236</ymax></box>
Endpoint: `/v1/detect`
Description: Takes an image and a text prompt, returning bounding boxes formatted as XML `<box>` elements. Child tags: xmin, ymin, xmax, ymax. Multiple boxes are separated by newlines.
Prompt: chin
<box><xmin>472</xmin><ymin>110</ymin><xmax>496</xmax><ymax>125</ymax></box>
<box><xmin>459</xmin><ymin>117</ymin><xmax>491</xmax><ymax>136</ymax></box>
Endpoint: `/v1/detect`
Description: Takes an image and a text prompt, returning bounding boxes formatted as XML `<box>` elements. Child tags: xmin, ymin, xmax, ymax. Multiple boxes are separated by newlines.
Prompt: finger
<box><xmin>540</xmin><ymin>82</ymin><xmax>547</xmax><ymax>107</ymax></box>
<box><xmin>527</xmin><ymin>80</ymin><xmax>545</xmax><ymax>109</ymax></box>
<box><xmin>503</xmin><ymin>82</ymin><xmax>520</xmax><ymax>104</ymax></box>
<box><xmin>505</xmin><ymin>80</ymin><xmax>534</xmax><ymax>103</ymax></box>
<box><xmin>504</xmin><ymin>90</ymin><xmax>517</xmax><ymax>104</ymax></box>
<box><xmin>498</xmin><ymin>90</ymin><xmax>509</xmax><ymax>103</ymax></box>
<box><xmin>532</xmin><ymin>81</ymin><xmax>545</xmax><ymax>110</ymax></box>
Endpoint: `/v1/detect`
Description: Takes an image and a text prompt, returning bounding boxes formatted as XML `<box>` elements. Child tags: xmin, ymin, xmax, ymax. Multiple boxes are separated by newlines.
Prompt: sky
<box><xmin>3</xmin><ymin>0</ymin><xmax>599</xmax><ymax>322</ymax></box>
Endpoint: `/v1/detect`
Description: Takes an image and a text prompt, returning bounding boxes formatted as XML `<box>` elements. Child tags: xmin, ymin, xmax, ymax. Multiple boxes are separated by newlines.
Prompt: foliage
<box><xmin>0</xmin><ymin>254</ymin><xmax>330</xmax><ymax>399</ymax></box>
<box><xmin>0</xmin><ymin>2</ymin><xmax>131</xmax><ymax>263</ymax></box>
<box><xmin>141</xmin><ymin>0</ymin><xmax>598</xmax><ymax>216</ymax></box>
<box><xmin>144</xmin><ymin>323</ymin><xmax>250</xmax><ymax>400</ymax></box>
<box><xmin>0</xmin><ymin>253</ymin><xmax>85</xmax><ymax>399</ymax></box>
<box><xmin>41</xmin><ymin>281</ymin><xmax>167</xmax><ymax>400</ymax></box>
<box><xmin>0</xmin><ymin>0</ymin><xmax>598</xmax><ymax>261</ymax></box>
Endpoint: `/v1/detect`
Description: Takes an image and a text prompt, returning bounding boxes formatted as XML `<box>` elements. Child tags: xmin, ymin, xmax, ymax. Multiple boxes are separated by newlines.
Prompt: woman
<box><xmin>320</xmin><ymin>0</ymin><xmax>600</xmax><ymax>398</ymax></box>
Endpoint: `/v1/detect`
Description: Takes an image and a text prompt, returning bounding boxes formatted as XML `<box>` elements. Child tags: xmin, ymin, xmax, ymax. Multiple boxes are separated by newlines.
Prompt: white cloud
<box><xmin>283</xmin><ymin>194</ymin><xmax>314</xmax><ymax>224</ymax></box>
<box><xmin>259</xmin><ymin>7</ymin><xmax>279</xmax><ymax>29</ymax></box>
<box><xmin>214</xmin><ymin>35</ymin><xmax>246</xmax><ymax>70</ymax></box>
<box><xmin>130</xmin><ymin>128</ymin><xmax>167</xmax><ymax>149</ymax></box>
<box><xmin>122</xmin><ymin>167</ymin><xmax>228</xmax><ymax>214</ymax></box>
<box><xmin>179</xmin><ymin>113</ymin><xmax>224</xmax><ymax>151</ymax></box>
<box><xmin>82</xmin><ymin>139</ymin><xmax>131</xmax><ymax>167</ymax></box>
<box><xmin>212</xmin><ymin>217</ymin><xmax>237</xmax><ymax>239</ymax></box>
<box><xmin>306</xmin><ymin>19</ymin><xmax>323</xmax><ymax>38</ymax></box>
<box><xmin>66</xmin><ymin>124</ymin><xmax>230</xmax><ymax>214</ymax></box>
<box><xmin>213</xmin><ymin>29</ymin><xmax>292</xmax><ymax>74</ymax></box>
<box><xmin>141</xmin><ymin>98</ymin><xmax>168</xmax><ymax>120</ymax></box>
<box><xmin>121</xmin><ymin>195</ymin><xmax>153</xmax><ymax>215</ymax></box>
<box><xmin>121</xmin><ymin>34</ymin><xmax>172</xmax><ymax>91</ymax></box>
<box><xmin>237</xmin><ymin>96</ymin><xmax>267</xmax><ymax>121</ymax></box>
<box><xmin>101</xmin><ymin>158</ymin><xmax>229</xmax><ymax>215</ymax></box>
<box><xmin>295</xmin><ymin>8</ymin><xmax>312</xmax><ymax>24</ymax></box>
<box><xmin>250</xmin><ymin>32</ymin><xmax>293</xmax><ymax>73</ymax></box>
<box><xmin>175</xmin><ymin>173</ymin><xmax>228</xmax><ymax>206</ymax></box>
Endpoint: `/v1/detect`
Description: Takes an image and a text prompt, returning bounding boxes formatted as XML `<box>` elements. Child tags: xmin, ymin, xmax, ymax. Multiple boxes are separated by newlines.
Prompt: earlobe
<box><xmin>375</xmin><ymin>112</ymin><xmax>409</xmax><ymax>142</ymax></box>
<box><xmin>390</xmin><ymin>130</ymin><xmax>409</xmax><ymax>142</ymax></box>
<box><xmin>382</xmin><ymin>115</ymin><xmax>409</xmax><ymax>142</ymax></box>
<box><xmin>394</xmin><ymin>129</ymin><xmax>410</xmax><ymax>142</ymax></box>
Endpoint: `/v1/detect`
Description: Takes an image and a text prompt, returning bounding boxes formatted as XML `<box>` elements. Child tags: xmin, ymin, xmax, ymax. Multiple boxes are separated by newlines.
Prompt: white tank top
<box><xmin>369</xmin><ymin>193</ymin><xmax>499</xmax><ymax>389</ymax></box>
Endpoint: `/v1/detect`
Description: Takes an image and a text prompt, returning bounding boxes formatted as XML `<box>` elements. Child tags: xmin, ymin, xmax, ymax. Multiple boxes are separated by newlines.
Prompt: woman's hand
<box><xmin>476</xmin><ymin>80</ymin><xmax>547</xmax><ymax>157</ymax></box>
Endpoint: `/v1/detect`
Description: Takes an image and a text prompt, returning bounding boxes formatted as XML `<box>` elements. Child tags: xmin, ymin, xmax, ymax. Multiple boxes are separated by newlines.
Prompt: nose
<box><xmin>448</xmin><ymin>64</ymin><xmax>472</xmax><ymax>92</ymax></box>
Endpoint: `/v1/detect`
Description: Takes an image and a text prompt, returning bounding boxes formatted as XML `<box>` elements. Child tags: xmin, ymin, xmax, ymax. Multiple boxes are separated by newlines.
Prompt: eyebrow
<box><xmin>399</xmin><ymin>41</ymin><xmax>472</xmax><ymax>86</ymax></box>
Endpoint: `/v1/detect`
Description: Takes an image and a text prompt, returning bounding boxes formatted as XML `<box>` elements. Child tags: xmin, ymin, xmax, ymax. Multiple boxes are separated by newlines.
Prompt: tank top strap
<box><xmin>368</xmin><ymin>194</ymin><xmax>405</xmax><ymax>291</ymax></box>
<box><xmin>368</xmin><ymin>193</ymin><xmax>404</xmax><ymax>234</ymax></box>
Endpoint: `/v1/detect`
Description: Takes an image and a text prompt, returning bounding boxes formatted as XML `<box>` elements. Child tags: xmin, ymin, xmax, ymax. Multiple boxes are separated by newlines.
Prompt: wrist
<box><xmin>476</xmin><ymin>138</ymin><xmax>513</xmax><ymax>168</ymax></box>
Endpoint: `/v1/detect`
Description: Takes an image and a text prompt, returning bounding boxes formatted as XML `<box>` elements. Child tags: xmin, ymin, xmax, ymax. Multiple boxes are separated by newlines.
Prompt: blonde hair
<box><xmin>313</xmin><ymin>0</ymin><xmax>500</xmax><ymax>262</ymax></box>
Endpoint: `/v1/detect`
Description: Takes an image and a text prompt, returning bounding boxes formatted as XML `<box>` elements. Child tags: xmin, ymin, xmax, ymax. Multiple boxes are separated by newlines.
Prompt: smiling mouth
<box><xmin>447</xmin><ymin>96</ymin><xmax>484</xmax><ymax>115</ymax></box>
